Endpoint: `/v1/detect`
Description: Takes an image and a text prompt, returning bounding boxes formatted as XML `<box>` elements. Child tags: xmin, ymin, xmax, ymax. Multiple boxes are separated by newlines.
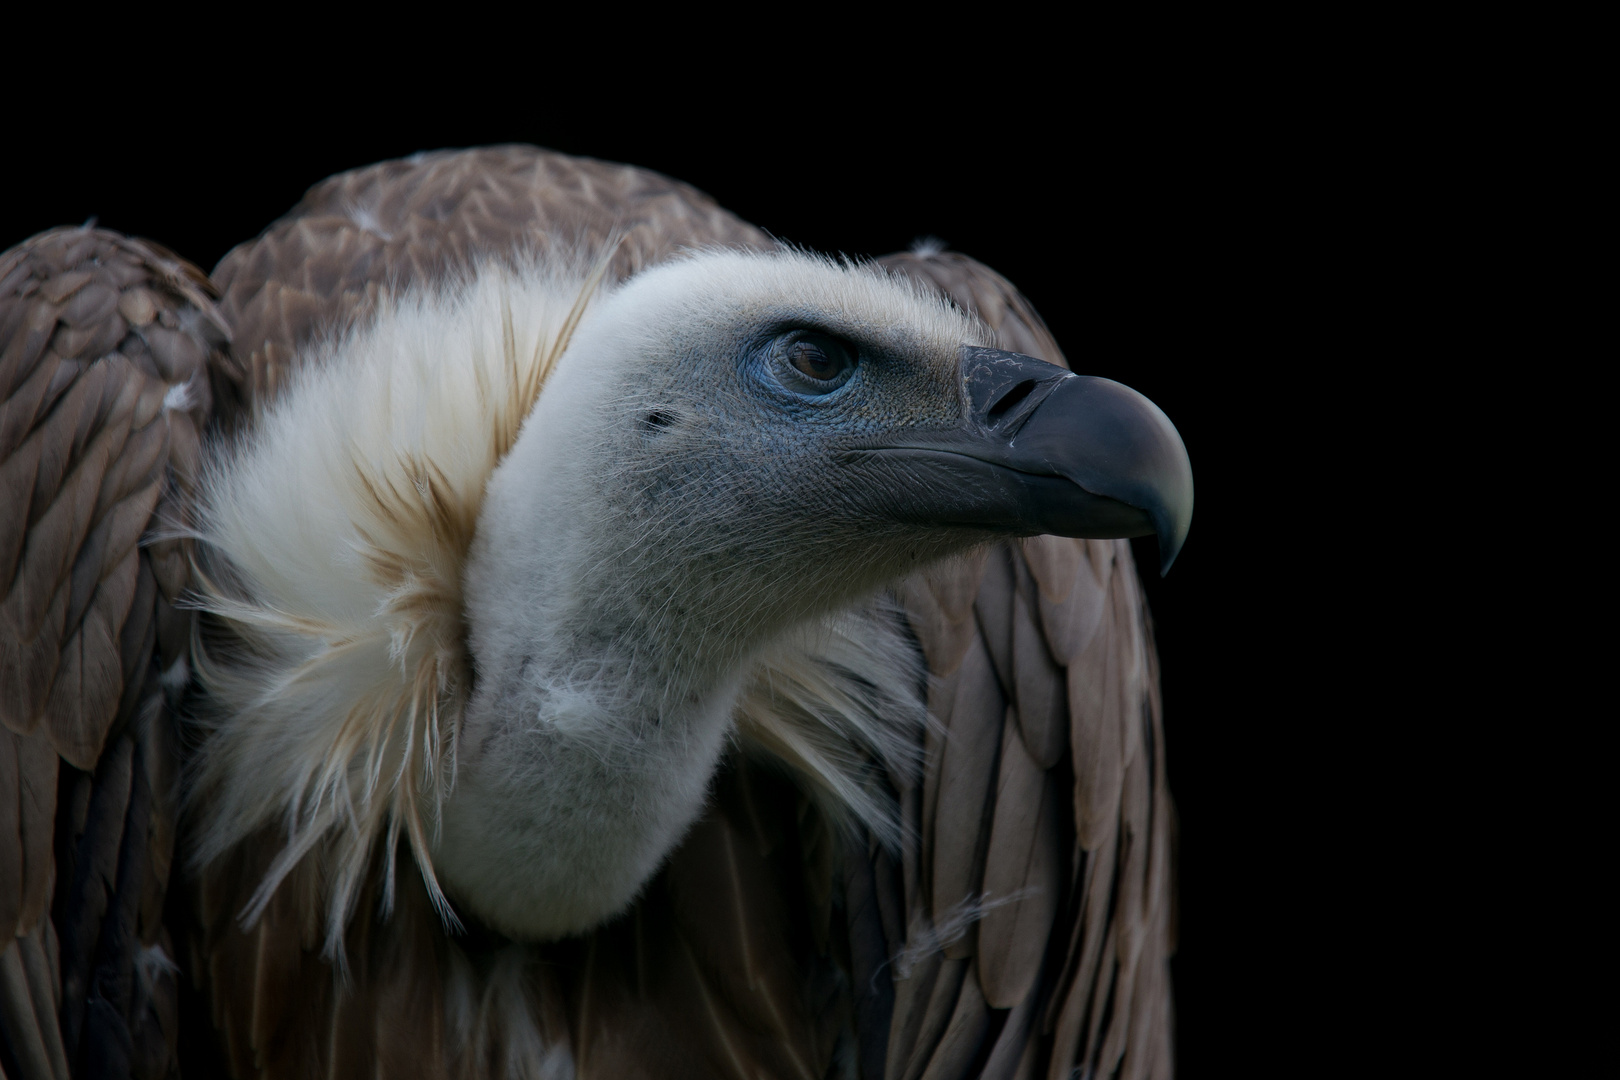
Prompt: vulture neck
<box><xmin>433</xmin><ymin>396</ymin><xmax>802</xmax><ymax>942</ymax></box>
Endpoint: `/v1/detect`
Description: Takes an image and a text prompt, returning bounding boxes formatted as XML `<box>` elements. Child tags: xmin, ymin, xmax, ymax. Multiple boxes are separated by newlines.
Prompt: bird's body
<box><xmin>2</xmin><ymin>146</ymin><xmax>1188</xmax><ymax>1079</ymax></box>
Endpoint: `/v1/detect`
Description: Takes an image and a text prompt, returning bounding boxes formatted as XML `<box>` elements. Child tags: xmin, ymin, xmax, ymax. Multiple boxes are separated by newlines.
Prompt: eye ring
<box><xmin>775</xmin><ymin>332</ymin><xmax>857</xmax><ymax>395</ymax></box>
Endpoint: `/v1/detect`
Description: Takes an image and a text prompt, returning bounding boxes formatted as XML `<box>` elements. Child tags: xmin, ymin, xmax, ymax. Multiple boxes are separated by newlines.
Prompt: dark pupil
<box><xmin>789</xmin><ymin>341</ymin><xmax>838</xmax><ymax>380</ymax></box>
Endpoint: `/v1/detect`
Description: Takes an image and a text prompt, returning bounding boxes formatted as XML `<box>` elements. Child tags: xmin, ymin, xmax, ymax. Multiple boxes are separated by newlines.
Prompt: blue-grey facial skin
<box><xmin>565</xmin><ymin>297</ymin><xmax>1190</xmax><ymax>679</ymax></box>
<box><xmin>741</xmin><ymin>316</ymin><xmax>963</xmax><ymax>430</ymax></box>
<box><xmin>567</xmin><ymin>307</ymin><xmax>974</xmax><ymax>663</ymax></box>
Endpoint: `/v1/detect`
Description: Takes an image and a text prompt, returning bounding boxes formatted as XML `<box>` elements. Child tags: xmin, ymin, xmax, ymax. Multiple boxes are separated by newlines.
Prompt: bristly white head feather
<box><xmin>191</xmin><ymin>248</ymin><xmax>984</xmax><ymax>951</ymax></box>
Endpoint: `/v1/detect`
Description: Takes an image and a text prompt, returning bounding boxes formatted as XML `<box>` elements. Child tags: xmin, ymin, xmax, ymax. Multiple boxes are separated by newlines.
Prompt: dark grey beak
<box><xmin>845</xmin><ymin>347</ymin><xmax>1194</xmax><ymax>575</ymax></box>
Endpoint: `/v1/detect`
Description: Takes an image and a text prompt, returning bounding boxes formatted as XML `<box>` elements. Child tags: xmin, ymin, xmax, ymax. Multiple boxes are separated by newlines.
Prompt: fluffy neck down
<box><xmin>192</xmin><ymin>254</ymin><xmax>926</xmax><ymax>951</ymax></box>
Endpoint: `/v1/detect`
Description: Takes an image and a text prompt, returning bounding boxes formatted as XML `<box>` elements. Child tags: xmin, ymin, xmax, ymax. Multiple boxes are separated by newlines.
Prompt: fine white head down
<box><xmin>191</xmin><ymin>248</ymin><xmax>1191</xmax><ymax>947</ymax></box>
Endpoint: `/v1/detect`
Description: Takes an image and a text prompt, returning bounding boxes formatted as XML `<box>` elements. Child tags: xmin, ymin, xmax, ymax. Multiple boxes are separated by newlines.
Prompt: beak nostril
<box><xmin>986</xmin><ymin>379</ymin><xmax>1037</xmax><ymax>423</ymax></box>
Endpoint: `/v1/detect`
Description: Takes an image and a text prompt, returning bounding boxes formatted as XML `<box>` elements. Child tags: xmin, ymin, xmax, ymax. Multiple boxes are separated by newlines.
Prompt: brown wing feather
<box><xmin>930</xmin><ymin>633</ymin><xmax>1005</xmax><ymax>955</ymax></box>
<box><xmin>877</xmin><ymin>249</ymin><xmax>1174</xmax><ymax>1079</ymax></box>
<box><xmin>886</xmin><ymin>537</ymin><xmax>1172</xmax><ymax>1080</ymax></box>
<box><xmin>1</xmin><ymin>226</ymin><xmax>226</xmax><ymax>1079</ymax></box>
<box><xmin>209</xmin><ymin>145</ymin><xmax>776</xmax><ymax>418</ymax></box>
<box><xmin>977</xmin><ymin>719</ymin><xmax>1062</xmax><ymax>1010</ymax></box>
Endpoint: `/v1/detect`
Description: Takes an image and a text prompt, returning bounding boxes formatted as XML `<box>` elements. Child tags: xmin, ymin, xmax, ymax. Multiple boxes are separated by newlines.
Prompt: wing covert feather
<box><xmin>916</xmin><ymin>958</ymin><xmax>992</xmax><ymax>1080</ymax></box>
<box><xmin>1011</xmin><ymin>590</ymin><xmax>1069</xmax><ymax>770</ymax></box>
<box><xmin>930</xmin><ymin>632</ymin><xmax>1005</xmax><ymax>953</ymax></box>
<box><xmin>976</xmin><ymin>723</ymin><xmax>1061</xmax><ymax>1011</ymax></box>
<box><xmin>878</xmin><ymin>248</ymin><xmax>1174</xmax><ymax>1079</ymax></box>
<box><xmin>0</xmin><ymin>919</ymin><xmax>70</xmax><ymax>1080</ymax></box>
<box><xmin>1</xmin><ymin>226</ymin><xmax>224</xmax><ymax>1080</ymax></box>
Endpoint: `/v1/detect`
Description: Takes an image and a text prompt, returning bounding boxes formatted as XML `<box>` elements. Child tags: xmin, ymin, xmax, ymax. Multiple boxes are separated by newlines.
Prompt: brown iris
<box><xmin>788</xmin><ymin>340</ymin><xmax>838</xmax><ymax>380</ymax></box>
<box><xmin>774</xmin><ymin>331</ymin><xmax>856</xmax><ymax>395</ymax></box>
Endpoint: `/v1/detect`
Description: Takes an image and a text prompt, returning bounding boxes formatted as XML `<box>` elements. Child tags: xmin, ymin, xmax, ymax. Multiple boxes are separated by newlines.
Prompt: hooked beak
<box><xmin>844</xmin><ymin>347</ymin><xmax>1194</xmax><ymax>575</ymax></box>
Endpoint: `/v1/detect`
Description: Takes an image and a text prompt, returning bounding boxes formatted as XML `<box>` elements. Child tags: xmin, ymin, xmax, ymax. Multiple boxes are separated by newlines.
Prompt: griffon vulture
<box><xmin>0</xmin><ymin>145</ymin><xmax>1191</xmax><ymax>1080</ymax></box>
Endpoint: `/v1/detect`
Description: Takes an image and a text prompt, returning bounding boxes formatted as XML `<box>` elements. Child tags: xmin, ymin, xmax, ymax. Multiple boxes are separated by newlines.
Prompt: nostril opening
<box><xmin>986</xmin><ymin>380</ymin><xmax>1036</xmax><ymax>422</ymax></box>
<box><xmin>639</xmin><ymin>410</ymin><xmax>675</xmax><ymax>433</ymax></box>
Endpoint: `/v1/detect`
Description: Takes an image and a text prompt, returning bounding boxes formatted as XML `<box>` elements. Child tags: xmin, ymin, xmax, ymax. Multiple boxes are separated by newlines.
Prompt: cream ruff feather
<box><xmin>191</xmin><ymin>251</ymin><xmax>945</xmax><ymax>952</ymax></box>
<box><xmin>191</xmin><ymin>257</ymin><xmax>604</xmax><ymax>949</ymax></box>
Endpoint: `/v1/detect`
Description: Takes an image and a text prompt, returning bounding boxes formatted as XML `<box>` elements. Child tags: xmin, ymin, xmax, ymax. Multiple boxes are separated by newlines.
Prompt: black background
<box><xmin>5</xmin><ymin>68</ymin><xmax>1381</xmax><ymax>1074</ymax></box>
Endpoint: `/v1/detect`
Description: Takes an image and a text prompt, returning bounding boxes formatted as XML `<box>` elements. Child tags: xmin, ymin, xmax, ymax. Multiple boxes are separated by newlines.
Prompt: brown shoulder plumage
<box><xmin>1</xmin><ymin>225</ymin><xmax>230</xmax><ymax>1079</ymax></box>
<box><xmin>209</xmin><ymin>145</ymin><xmax>776</xmax><ymax>417</ymax></box>
<box><xmin>876</xmin><ymin>537</ymin><xmax>1172</xmax><ymax>1080</ymax></box>
<box><xmin>1</xmin><ymin>227</ymin><xmax>224</xmax><ymax>767</ymax></box>
<box><xmin>874</xmin><ymin>251</ymin><xmax>1173</xmax><ymax>1079</ymax></box>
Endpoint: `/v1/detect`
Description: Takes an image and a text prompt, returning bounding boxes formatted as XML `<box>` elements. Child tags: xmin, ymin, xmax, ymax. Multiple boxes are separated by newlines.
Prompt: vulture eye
<box><xmin>776</xmin><ymin>332</ymin><xmax>857</xmax><ymax>395</ymax></box>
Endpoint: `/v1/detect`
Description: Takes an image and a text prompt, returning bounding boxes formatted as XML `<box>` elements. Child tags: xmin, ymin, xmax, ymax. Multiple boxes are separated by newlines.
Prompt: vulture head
<box><xmin>193</xmin><ymin>248</ymin><xmax>1191</xmax><ymax>946</ymax></box>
